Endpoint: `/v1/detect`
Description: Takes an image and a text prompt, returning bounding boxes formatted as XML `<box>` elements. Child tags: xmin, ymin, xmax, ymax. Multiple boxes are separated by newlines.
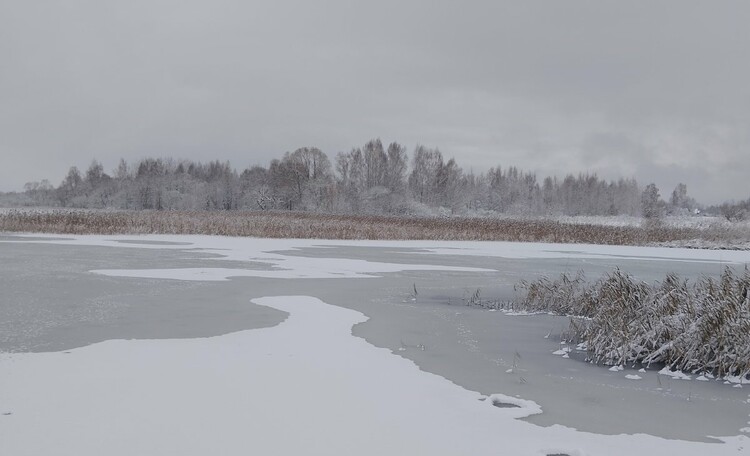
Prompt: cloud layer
<box><xmin>2</xmin><ymin>1</ymin><xmax>748</xmax><ymax>203</ymax></box>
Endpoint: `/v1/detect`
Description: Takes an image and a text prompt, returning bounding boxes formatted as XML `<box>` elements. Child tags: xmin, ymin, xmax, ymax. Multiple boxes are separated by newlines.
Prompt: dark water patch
<box><xmin>491</xmin><ymin>399</ymin><xmax>520</xmax><ymax>409</ymax></box>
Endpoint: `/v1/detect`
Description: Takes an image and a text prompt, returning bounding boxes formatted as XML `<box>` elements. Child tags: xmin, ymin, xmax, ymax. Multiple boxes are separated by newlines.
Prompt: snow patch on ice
<box><xmin>724</xmin><ymin>375</ymin><xmax>750</xmax><ymax>385</ymax></box>
<box><xmin>413</xmin><ymin>240</ymin><xmax>750</xmax><ymax>264</ymax></box>
<box><xmin>4</xmin><ymin>234</ymin><xmax>494</xmax><ymax>281</ymax></box>
<box><xmin>5</xmin><ymin>234</ymin><xmax>750</xmax><ymax>270</ymax></box>
<box><xmin>659</xmin><ymin>368</ymin><xmax>691</xmax><ymax>380</ymax></box>
<box><xmin>90</xmin><ymin>260</ymin><xmax>489</xmax><ymax>281</ymax></box>
<box><xmin>502</xmin><ymin>309</ymin><xmax>546</xmax><ymax>316</ymax></box>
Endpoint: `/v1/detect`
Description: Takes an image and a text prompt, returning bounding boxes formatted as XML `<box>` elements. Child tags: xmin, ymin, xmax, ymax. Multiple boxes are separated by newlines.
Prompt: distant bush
<box><xmin>720</xmin><ymin>201</ymin><xmax>749</xmax><ymax>222</ymax></box>
<box><xmin>511</xmin><ymin>268</ymin><xmax>750</xmax><ymax>378</ymax></box>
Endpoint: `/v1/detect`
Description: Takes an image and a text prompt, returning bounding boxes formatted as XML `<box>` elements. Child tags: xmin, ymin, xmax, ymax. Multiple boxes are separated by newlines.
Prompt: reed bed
<box><xmin>0</xmin><ymin>209</ymin><xmax>739</xmax><ymax>245</ymax></box>
<box><xmin>511</xmin><ymin>268</ymin><xmax>750</xmax><ymax>378</ymax></box>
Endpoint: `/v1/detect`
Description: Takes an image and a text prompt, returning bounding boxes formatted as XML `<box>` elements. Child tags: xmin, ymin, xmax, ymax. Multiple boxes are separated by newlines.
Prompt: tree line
<box><xmin>17</xmin><ymin>139</ymin><xmax>704</xmax><ymax>218</ymax></box>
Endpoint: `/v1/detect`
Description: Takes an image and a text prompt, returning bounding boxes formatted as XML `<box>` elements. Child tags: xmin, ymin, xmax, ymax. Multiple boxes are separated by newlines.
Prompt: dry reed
<box><xmin>513</xmin><ymin>268</ymin><xmax>750</xmax><ymax>378</ymax></box>
<box><xmin>0</xmin><ymin>209</ymin><xmax>737</xmax><ymax>245</ymax></box>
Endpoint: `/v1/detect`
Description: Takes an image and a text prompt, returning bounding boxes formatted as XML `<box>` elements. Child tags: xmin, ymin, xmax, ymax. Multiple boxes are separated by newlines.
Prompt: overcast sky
<box><xmin>1</xmin><ymin>1</ymin><xmax>748</xmax><ymax>204</ymax></box>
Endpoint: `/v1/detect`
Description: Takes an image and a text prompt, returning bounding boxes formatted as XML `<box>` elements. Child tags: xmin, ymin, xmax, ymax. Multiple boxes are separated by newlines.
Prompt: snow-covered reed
<box><xmin>512</xmin><ymin>268</ymin><xmax>750</xmax><ymax>378</ymax></box>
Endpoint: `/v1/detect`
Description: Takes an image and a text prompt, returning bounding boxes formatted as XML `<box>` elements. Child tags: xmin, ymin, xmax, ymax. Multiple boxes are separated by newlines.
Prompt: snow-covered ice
<box><xmin>3</xmin><ymin>233</ymin><xmax>750</xmax><ymax>453</ymax></box>
<box><xmin>1</xmin><ymin>295</ymin><xmax>747</xmax><ymax>455</ymax></box>
<box><xmin>4</xmin><ymin>233</ymin><xmax>750</xmax><ymax>270</ymax></box>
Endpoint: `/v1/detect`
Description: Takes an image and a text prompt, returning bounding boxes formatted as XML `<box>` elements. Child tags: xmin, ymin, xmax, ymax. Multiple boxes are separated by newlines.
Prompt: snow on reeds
<box><xmin>512</xmin><ymin>268</ymin><xmax>750</xmax><ymax>378</ymax></box>
<box><xmin>1</xmin><ymin>209</ymin><xmax>748</xmax><ymax>246</ymax></box>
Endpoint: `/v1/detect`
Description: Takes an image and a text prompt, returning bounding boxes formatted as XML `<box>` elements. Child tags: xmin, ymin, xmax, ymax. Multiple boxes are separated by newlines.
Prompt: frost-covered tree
<box><xmin>84</xmin><ymin>160</ymin><xmax>105</xmax><ymax>187</ymax></box>
<box><xmin>384</xmin><ymin>142</ymin><xmax>408</xmax><ymax>193</ymax></box>
<box><xmin>667</xmin><ymin>183</ymin><xmax>696</xmax><ymax>215</ymax></box>
<box><xmin>486</xmin><ymin>166</ymin><xmax>540</xmax><ymax>214</ymax></box>
<box><xmin>114</xmin><ymin>158</ymin><xmax>130</xmax><ymax>181</ymax></box>
<box><xmin>718</xmin><ymin>199</ymin><xmax>749</xmax><ymax>221</ymax></box>
<box><xmin>24</xmin><ymin>139</ymin><xmax>719</xmax><ymax>218</ymax></box>
<box><xmin>362</xmin><ymin>139</ymin><xmax>387</xmax><ymax>189</ymax></box>
<box><xmin>77</xmin><ymin>160</ymin><xmax>116</xmax><ymax>208</ymax></box>
<box><xmin>641</xmin><ymin>183</ymin><xmax>663</xmax><ymax>219</ymax></box>
<box><xmin>435</xmin><ymin>158</ymin><xmax>463</xmax><ymax>211</ymax></box>
<box><xmin>239</xmin><ymin>165</ymin><xmax>273</xmax><ymax>210</ymax></box>
<box><xmin>335</xmin><ymin>140</ymin><xmax>409</xmax><ymax>214</ymax></box>
<box><xmin>57</xmin><ymin>166</ymin><xmax>83</xmax><ymax>206</ymax></box>
<box><xmin>612</xmin><ymin>178</ymin><xmax>641</xmax><ymax>216</ymax></box>
<box><xmin>408</xmin><ymin>145</ymin><xmax>443</xmax><ymax>205</ymax></box>
<box><xmin>23</xmin><ymin>180</ymin><xmax>55</xmax><ymax>206</ymax></box>
<box><xmin>272</xmin><ymin>148</ymin><xmax>333</xmax><ymax>211</ymax></box>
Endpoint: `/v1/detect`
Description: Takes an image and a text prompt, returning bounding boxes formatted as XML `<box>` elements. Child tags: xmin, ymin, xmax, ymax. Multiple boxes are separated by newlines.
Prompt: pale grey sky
<box><xmin>1</xmin><ymin>1</ymin><xmax>748</xmax><ymax>203</ymax></box>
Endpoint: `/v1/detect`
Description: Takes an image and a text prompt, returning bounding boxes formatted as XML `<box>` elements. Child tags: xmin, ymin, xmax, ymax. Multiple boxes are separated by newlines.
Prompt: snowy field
<box><xmin>2</xmin><ymin>234</ymin><xmax>750</xmax><ymax>455</ymax></box>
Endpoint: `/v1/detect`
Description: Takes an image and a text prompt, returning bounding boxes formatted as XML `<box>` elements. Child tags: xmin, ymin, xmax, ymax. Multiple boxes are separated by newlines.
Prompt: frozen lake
<box><xmin>1</xmin><ymin>234</ymin><xmax>749</xmax><ymax>454</ymax></box>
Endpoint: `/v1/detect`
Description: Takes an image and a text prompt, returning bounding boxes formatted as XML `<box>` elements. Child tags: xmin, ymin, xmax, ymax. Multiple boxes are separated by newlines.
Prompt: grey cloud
<box><xmin>1</xmin><ymin>1</ymin><xmax>748</xmax><ymax>204</ymax></box>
